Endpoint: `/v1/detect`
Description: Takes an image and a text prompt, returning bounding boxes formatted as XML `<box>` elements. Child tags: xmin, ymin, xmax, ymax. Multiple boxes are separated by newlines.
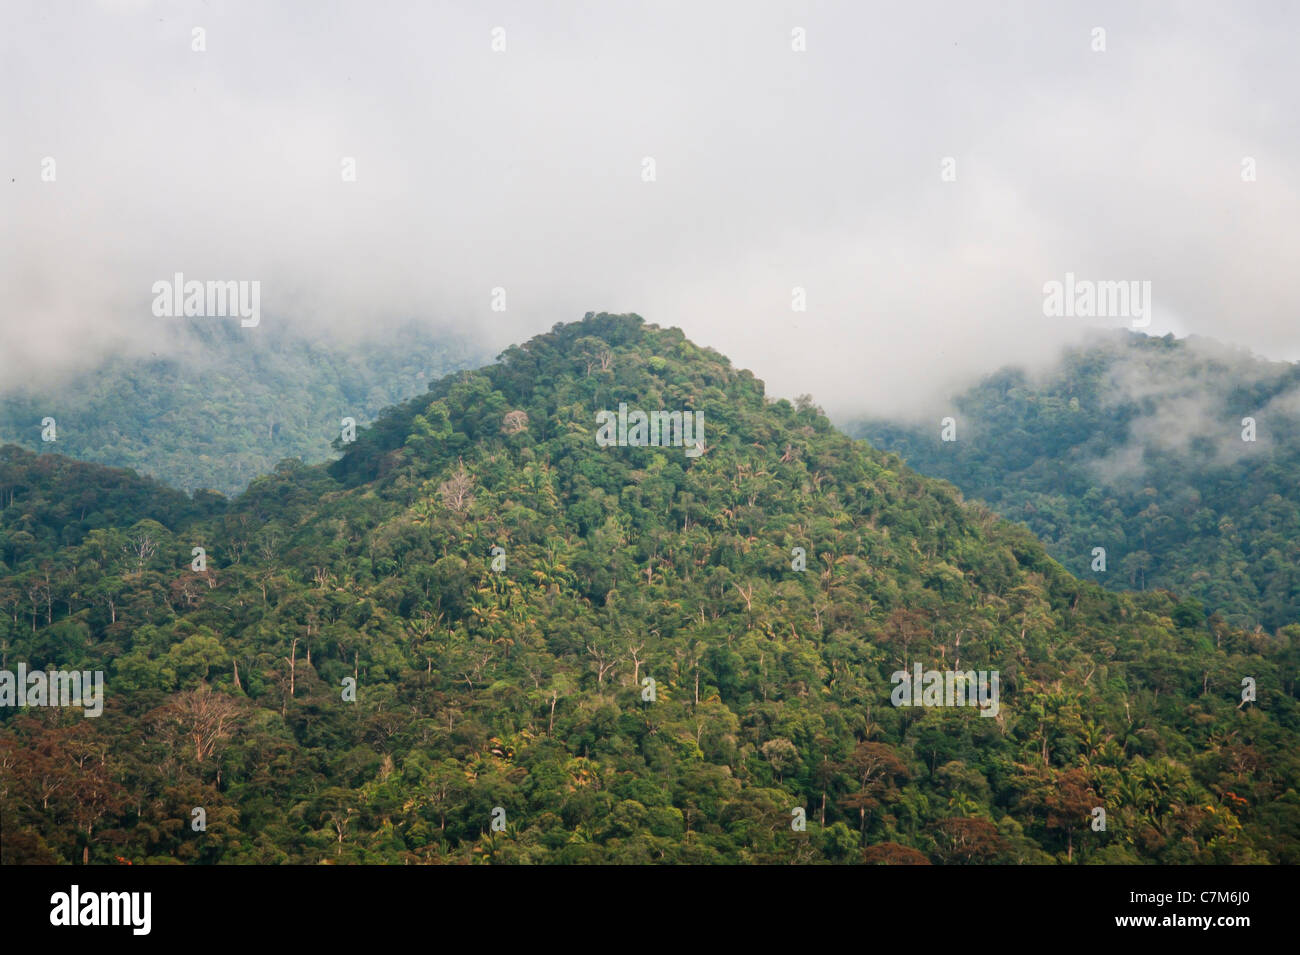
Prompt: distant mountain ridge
<box><xmin>848</xmin><ymin>330</ymin><xmax>1300</xmax><ymax>632</ymax></box>
<box><xmin>0</xmin><ymin>318</ymin><xmax>486</xmax><ymax>496</ymax></box>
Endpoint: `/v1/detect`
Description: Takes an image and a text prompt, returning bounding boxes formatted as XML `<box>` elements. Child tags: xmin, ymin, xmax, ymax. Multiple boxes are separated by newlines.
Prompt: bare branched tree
<box><xmin>439</xmin><ymin>459</ymin><xmax>475</xmax><ymax>513</ymax></box>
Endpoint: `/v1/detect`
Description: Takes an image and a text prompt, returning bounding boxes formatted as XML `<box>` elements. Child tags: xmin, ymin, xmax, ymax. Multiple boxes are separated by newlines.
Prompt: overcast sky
<box><xmin>3</xmin><ymin>0</ymin><xmax>1298</xmax><ymax>420</ymax></box>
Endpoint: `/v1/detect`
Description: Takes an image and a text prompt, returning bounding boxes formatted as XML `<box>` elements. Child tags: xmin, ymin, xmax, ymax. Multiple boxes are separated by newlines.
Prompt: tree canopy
<box><xmin>2</xmin><ymin>315</ymin><xmax>1296</xmax><ymax>865</ymax></box>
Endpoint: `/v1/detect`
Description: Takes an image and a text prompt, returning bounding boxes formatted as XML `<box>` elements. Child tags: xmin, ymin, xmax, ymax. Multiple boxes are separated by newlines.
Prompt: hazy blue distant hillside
<box><xmin>0</xmin><ymin>319</ymin><xmax>486</xmax><ymax>496</ymax></box>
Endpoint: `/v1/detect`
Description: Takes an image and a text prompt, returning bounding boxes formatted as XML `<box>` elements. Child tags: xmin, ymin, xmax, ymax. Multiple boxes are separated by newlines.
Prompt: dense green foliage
<box><xmin>2</xmin><ymin>315</ymin><xmax>1297</xmax><ymax>865</ymax></box>
<box><xmin>849</xmin><ymin>332</ymin><xmax>1300</xmax><ymax>632</ymax></box>
<box><xmin>0</xmin><ymin>319</ymin><xmax>482</xmax><ymax>496</ymax></box>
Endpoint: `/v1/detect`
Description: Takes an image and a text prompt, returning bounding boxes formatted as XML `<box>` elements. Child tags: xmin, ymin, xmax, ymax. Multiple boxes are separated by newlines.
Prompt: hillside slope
<box><xmin>2</xmin><ymin>315</ymin><xmax>1296</xmax><ymax>865</ymax></box>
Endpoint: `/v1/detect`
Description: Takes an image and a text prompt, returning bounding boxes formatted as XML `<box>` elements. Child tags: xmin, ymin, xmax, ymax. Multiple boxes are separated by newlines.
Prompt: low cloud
<box><xmin>1087</xmin><ymin>336</ymin><xmax>1297</xmax><ymax>482</ymax></box>
<box><xmin>3</xmin><ymin>1</ymin><xmax>1299</xmax><ymax>418</ymax></box>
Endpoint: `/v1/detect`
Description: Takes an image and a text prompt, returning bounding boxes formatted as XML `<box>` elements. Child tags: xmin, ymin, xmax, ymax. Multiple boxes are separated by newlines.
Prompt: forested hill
<box><xmin>2</xmin><ymin>313</ymin><xmax>1297</xmax><ymax>865</ymax></box>
<box><xmin>847</xmin><ymin>331</ymin><xmax>1300</xmax><ymax>632</ymax></box>
<box><xmin>0</xmin><ymin>318</ymin><xmax>484</xmax><ymax>497</ymax></box>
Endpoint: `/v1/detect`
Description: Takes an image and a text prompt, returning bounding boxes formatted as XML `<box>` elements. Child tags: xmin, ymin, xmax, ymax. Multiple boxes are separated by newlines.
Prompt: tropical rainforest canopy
<box><xmin>1</xmin><ymin>315</ymin><xmax>1296</xmax><ymax>864</ymax></box>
